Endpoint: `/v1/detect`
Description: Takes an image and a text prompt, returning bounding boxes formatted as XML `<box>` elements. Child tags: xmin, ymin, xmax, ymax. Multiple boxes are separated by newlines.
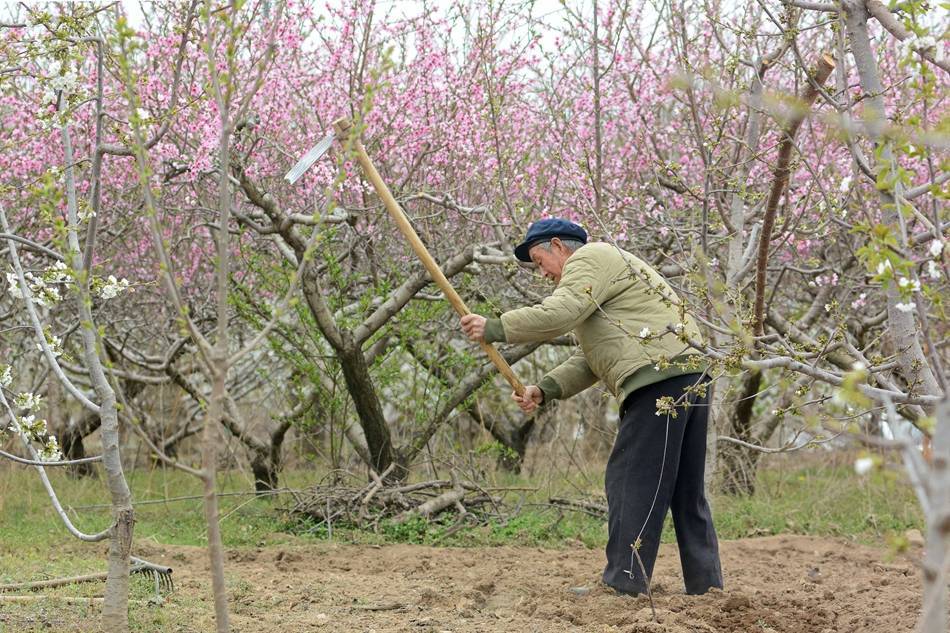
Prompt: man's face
<box><xmin>528</xmin><ymin>239</ymin><xmax>571</xmax><ymax>283</ymax></box>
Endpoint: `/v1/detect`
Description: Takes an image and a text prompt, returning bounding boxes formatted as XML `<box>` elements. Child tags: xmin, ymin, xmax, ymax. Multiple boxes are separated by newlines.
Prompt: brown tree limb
<box><xmin>752</xmin><ymin>53</ymin><xmax>836</xmax><ymax>337</ymax></box>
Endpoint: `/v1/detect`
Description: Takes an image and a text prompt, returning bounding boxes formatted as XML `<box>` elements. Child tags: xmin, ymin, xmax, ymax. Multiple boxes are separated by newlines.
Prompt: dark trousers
<box><xmin>602</xmin><ymin>373</ymin><xmax>723</xmax><ymax>595</ymax></box>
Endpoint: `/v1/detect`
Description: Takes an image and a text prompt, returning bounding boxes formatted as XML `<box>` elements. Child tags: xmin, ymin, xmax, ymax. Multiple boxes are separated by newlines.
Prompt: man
<box><xmin>460</xmin><ymin>217</ymin><xmax>722</xmax><ymax>596</ymax></box>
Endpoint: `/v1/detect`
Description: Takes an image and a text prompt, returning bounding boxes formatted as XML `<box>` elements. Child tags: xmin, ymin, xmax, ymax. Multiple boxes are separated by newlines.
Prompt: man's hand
<box><xmin>460</xmin><ymin>314</ymin><xmax>487</xmax><ymax>341</ymax></box>
<box><xmin>512</xmin><ymin>385</ymin><xmax>544</xmax><ymax>413</ymax></box>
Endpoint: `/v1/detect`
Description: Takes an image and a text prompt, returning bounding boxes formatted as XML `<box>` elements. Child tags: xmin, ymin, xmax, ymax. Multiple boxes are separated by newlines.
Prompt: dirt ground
<box><xmin>120</xmin><ymin>534</ymin><xmax>920</xmax><ymax>633</ymax></box>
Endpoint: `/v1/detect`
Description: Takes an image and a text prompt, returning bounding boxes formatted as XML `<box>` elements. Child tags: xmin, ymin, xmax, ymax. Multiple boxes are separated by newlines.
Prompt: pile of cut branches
<box><xmin>287</xmin><ymin>466</ymin><xmax>522</xmax><ymax>533</ymax></box>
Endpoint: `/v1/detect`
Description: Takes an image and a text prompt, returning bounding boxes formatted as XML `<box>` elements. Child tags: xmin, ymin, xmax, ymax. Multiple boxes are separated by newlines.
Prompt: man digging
<box><xmin>460</xmin><ymin>217</ymin><xmax>723</xmax><ymax>596</ymax></box>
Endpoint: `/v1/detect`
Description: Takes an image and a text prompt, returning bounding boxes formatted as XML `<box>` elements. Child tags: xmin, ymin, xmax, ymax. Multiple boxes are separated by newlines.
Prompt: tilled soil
<box><xmin>139</xmin><ymin>534</ymin><xmax>921</xmax><ymax>632</ymax></box>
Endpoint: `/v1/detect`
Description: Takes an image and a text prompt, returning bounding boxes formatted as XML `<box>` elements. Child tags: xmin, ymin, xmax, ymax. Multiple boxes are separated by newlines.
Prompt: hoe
<box><xmin>285</xmin><ymin>116</ymin><xmax>525</xmax><ymax>396</ymax></box>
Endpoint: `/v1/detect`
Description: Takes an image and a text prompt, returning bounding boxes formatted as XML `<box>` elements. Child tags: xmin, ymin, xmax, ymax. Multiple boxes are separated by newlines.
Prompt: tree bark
<box><xmin>249</xmin><ymin>420</ymin><xmax>291</xmax><ymax>492</ymax></box>
<box><xmin>338</xmin><ymin>336</ymin><xmax>397</xmax><ymax>477</ymax></box>
<box><xmin>718</xmin><ymin>370</ymin><xmax>763</xmax><ymax>495</ymax></box>
<box><xmin>60</xmin><ymin>413</ymin><xmax>99</xmax><ymax>478</ymax></box>
<box><xmin>202</xmin><ymin>365</ymin><xmax>230</xmax><ymax>633</ymax></box>
<box><xmin>840</xmin><ymin>1</ymin><xmax>940</xmax><ymax>398</ymax></box>
<box><xmin>707</xmin><ymin>45</ymin><xmax>783</xmax><ymax>495</ymax></box>
<box><xmin>467</xmin><ymin>404</ymin><xmax>535</xmax><ymax>473</ymax></box>
<box><xmin>840</xmin><ymin>7</ymin><xmax>945</xmax><ymax>629</ymax></box>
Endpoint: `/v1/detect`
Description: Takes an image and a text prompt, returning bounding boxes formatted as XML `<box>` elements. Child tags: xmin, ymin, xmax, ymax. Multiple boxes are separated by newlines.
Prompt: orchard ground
<box><xmin>0</xmin><ymin>455</ymin><xmax>925</xmax><ymax>632</ymax></box>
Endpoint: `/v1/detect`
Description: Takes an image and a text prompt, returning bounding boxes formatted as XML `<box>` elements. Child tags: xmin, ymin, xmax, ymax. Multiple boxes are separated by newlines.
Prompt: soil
<box><xmin>134</xmin><ymin>534</ymin><xmax>921</xmax><ymax>633</ymax></box>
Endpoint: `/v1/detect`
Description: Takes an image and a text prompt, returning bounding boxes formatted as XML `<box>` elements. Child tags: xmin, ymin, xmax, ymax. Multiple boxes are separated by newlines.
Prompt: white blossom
<box><xmin>49</xmin><ymin>70</ymin><xmax>78</xmax><ymax>96</ymax></box>
<box><xmin>10</xmin><ymin>414</ymin><xmax>45</xmax><ymax>438</ymax></box>
<box><xmin>897</xmin><ymin>277</ymin><xmax>919</xmax><ymax>292</ymax></box>
<box><xmin>927</xmin><ymin>260</ymin><xmax>941</xmax><ymax>280</ymax></box>
<box><xmin>854</xmin><ymin>457</ymin><xmax>874</xmax><ymax>476</ymax></box>
<box><xmin>895</xmin><ymin>302</ymin><xmax>916</xmax><ymax>313</ymax></box>
<box><xmin>44</xmin><ymin>261</ymin><xmax>70</xmax><ymax>284</ymax></box>
<box><xmin>33</xmin><ymin>283</ymin><xmax>61</xmax><ymax>307</ymax></box>
<box><xmin>638</xmin><ymin>327</ymin><xmax>651</xmax><ymax>338</ymax></box>
<box><xmin>8</xmin><ymin>415</ymin><xmax>29</xmax><ymax>436</ymax></box>
<box><xmin>7</xmin><ymin>270</ymin><xmax>63</xmax><ymax>306</ymax></box>
<box><xmin>900</xmin><ymin>34</ymin><xmax>938</xmax><ymax>61</ymax></box>
<box><xmin>36</xmin><ymin>333</ymin><xmax>63</xmax><ymax>358</ymax></box>
<box><xmin>876</xmin><ymin>260</ymin><xmax>892</xmax><ymax>275</ymax></box>
<box><xmin>852</xmin><ymin>361</ymin><xmax>866</xmax><ymax>371</ymax></box>
<box><xmin>839</xmin><ymin>176</ymin><xmax>852</xmax><ymax>193</ymax></box>
<box><xmin>930</xmin><ymin>240</ymin><xmax>944</xmax><ymax>257</ymax></box>
<box><xmin>98</xmin><ymin>275</ymin><xmax>130</xmax><ymax>300</ymax></box>
<box><xmin>0</xmin><ymin>365</ymin><xmax>11</xmax><ymax>388</ymax></box>
<box><xmin>14</xmin><ymin>392</ymin><xmax>42</xmax><ymax>412</ymax></box>
<box><xmin>136</xmin><ymin>108</ymin><xmax>150</xmax><ymax>121</ymax></box>
<box><xmin>6</xmin><ymin>272</ymin><xmax>20</xmax><ymax>296</ymax></box>
<box><xmin>673</xmin><ymin>323</ymin><xmax>685</xmax><ymax>334</ymax></box>
<box><xmin>40</xmin><ymin>436</ymin><xmax>62</xmax><ymax>462</ymax></box>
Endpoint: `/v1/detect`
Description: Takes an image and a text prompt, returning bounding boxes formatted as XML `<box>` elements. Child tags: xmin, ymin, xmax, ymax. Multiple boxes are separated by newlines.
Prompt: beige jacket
<box><xmin>484</xmin><ymin>242</ymin><xmax>706</xmax><ymax>404</ymax></box>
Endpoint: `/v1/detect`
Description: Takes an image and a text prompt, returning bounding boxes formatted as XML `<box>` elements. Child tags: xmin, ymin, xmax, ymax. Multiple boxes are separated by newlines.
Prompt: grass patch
<box><xmin>0</xmin><ymin>453</ymin><xmax>923</xmax><ymax>564</ymax></box>
<box><xmin>0</xmin><ymin>455</ymin><xmax>923</xmax><ymax>631</ymax></box>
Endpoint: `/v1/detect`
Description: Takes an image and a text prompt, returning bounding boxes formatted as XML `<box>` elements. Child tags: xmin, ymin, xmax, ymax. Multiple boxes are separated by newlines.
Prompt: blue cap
<box><xmin>514</xmin><ymin>218</ymin><xmax>588</xmax><ymax>262</ymax></box>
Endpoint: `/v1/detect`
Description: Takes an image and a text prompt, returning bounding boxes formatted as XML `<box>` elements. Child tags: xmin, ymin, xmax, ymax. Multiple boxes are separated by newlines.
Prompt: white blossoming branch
<box><xmin>0</xmin><ymin>384</ymin><xmax>108</xmax><ymax>541</ymax></box>
<box><xmin>0</xmin><ymin>204</ymin><xmax>100</xmax><ymax>414</ymax></box>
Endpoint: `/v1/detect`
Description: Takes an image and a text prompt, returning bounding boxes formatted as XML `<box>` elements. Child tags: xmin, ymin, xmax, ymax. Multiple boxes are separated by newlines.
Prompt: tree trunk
<box><xmin>300</xmin><ymin>260</ymin><xmax>397</xmax><ymax>478</ymax></box>
<box><xmin>718</xmin><ymin>370</ymin><xmax>763</xmax><ymax>495</ymax></box>
<box><xmin>706</xmin><ymin>49</ymin><xmax>776</xmax><ymax>495</ymax></box>
<box><xmin>60</xmin><ymin>413</ymin><xmax>100</xmax><ymax>478</ymax></box>
<box><xmin>468</xmin><ymin>404</ymin><xmax>535</xmax><ymax>473</ymax></box>
<box><xmin>250</xmin><ymin>453</ymin><xmax>278</xmax><ymax>492</ymax></box>
<box><xmin>338</xmin><ymin>338</ymin><xmax>397</xmax><ymax>477</ymax></box>
<box><xmin>918</xmin><ymin>399</ymin><xmax>949</xmax><ymax>633</ymax></box>
<box><xmin>203</xmin><ymin>365</ymin><xmax>231</xmax><ymax>632</ymax></box>
<box><xmin>58</xmin><ymin>349</ymin><xmax>146</xmax><ymax>478</ymax></box>
<box><xmin>841</xmin><ymin>1</ymin><xmax>940</xmax><ymax>399</ymax></box>
<box><xmin>249</xmin><ymin>421</ymin><xmax>291</xmax><ymax>493</ymax></box>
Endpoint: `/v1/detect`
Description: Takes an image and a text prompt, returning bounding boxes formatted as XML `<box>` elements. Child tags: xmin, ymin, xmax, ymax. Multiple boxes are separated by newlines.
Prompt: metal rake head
<box><xmin>131</xmin><ymin>558</ymin><xmax>174</xmax><ymax>601</ymax></box>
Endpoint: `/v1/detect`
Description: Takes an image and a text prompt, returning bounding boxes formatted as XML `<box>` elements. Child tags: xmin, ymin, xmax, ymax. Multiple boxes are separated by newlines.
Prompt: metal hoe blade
<box><xmin>284</xmin><ymin>131</ymin><xmax>335</xmax><ymax>185</ymax></box>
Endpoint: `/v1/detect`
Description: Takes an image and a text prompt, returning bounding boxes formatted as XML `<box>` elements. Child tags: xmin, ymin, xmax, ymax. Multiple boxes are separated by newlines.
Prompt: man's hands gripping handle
<box><xmin>460</xmin><ymin>314</ymin><xmax>540</xmax><ymax>411</ymax></box>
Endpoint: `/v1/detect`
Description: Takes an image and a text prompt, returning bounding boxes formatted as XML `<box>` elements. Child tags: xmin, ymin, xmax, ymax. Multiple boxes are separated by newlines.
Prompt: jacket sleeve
<box><xmin>499</xmin><ymin>250</ymin><xmax>611</xmax><ymax>344</ymax></box>
<box><xmin>540</xmin><ymin>348</ymin><xmax>598</xmax><ymax>400</ymax></box>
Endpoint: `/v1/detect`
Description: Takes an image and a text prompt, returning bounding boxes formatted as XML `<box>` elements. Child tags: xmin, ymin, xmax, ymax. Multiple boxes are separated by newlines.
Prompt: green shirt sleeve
<box><xmin>483</xmin><ymin>318</ymin><xmax>506</xmax><ymax>343</ymax></box>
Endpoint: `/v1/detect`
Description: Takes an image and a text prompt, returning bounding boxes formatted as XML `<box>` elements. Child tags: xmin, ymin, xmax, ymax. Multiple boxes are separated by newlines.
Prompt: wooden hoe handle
<box><xmin>333</xmin><ymin>117</ymin><xmax>525</xmax><ymax>396</ymax></box>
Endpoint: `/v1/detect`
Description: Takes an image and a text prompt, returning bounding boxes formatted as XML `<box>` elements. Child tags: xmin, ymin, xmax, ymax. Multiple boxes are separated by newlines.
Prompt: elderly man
<box><xmin>460</xmin><ymin>217</ymin><xmax>722</xmax><ymax>596</ymax></box>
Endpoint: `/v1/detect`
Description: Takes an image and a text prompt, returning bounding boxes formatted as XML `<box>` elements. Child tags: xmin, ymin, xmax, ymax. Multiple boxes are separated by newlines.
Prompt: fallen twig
<box><xmin>393</xmin><ymin>487</ymin><xmax>465</xmax><ymax>523</ymax></box>
<box><xmin>0</xmin><ymin>595</ymin><xmax>148</xmax><ymax>605</ymax></box>
<box><xmin>549</xmin><ymin>496</ymin><xmax>608</xmax><ymax>518</ymax></box>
